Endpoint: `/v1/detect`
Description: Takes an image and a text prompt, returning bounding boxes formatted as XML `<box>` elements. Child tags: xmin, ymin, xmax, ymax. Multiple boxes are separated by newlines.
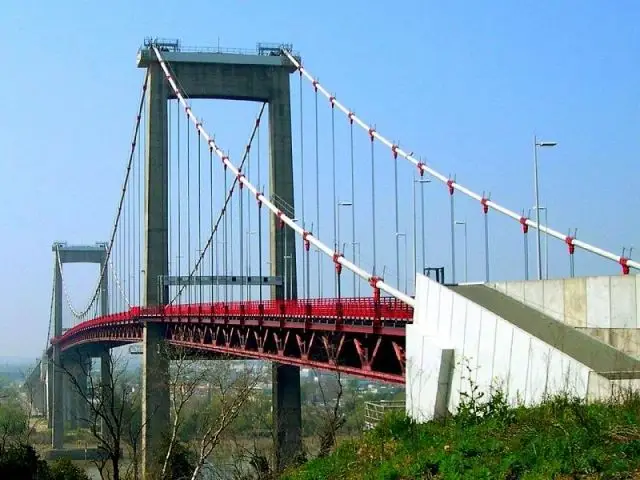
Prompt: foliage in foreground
<box><xmin>283</xmin><ymin>391</ymin><xmax>640</xmax><ymax>480</ymax></box>
<box><xmin>0</xmin><ymin>444</ymin><xmax>89</xmax><ymax>480</ymax></box>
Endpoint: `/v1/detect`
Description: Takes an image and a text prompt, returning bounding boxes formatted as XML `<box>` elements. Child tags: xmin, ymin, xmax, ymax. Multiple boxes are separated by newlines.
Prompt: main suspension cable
<box><xmin>282</xmin><ymin>49</ymin><xmax>639</xmax><ymax>274</ymax></box>
<box><xmin>153</xmin><ymin>45</ymin><xmax>414</xmax><ymax>307</ymax></box>
<box><xmin>57</xmin><ymin>72</ymin><xmax>149</xmax><ymax>318</ymax></box>
<box><xmin>167</xmin><ymin>101</ymin><xmax>267</xmax><ymax>305</ymax></box>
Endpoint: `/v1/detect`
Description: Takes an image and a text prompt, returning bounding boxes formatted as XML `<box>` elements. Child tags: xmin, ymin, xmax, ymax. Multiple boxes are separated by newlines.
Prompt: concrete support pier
<box><xmin>273</xmin><ymin>364</ymin><xmax>302</xmax><ymax>470</ymax></box>
<box><xmin>49</xmin><ymin>242</ymin><xmax>109</xmax><ymax>449</ymax></box>
<box><xmin>100</xmin><ymin>347</ymin><xmax>113</xmax><ymax>439</ymax></box>
<box><xmin>51</xmin><ymin>253</ymin><xmax>64</xmax><ymax>449</ymax></box>
<box><xmin>137</xmin><ymin>40</ymin><xmax>303</xmax><ymax>474</ymax></box>
<box><xmin>140</xmin><ymin>60</ymin><xmax>170</xmax><ymax>479</ymax></box>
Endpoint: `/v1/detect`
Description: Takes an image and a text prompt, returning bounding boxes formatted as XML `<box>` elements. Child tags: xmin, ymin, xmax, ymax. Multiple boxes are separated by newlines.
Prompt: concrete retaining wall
<box><xmin>488</xmin><ymin>276</ymin><xmax>640</xmax><ymax>329</ymax></box>
<box><xmin>406</xmin><ymin>274</ymin><xmax>640</xmax><ymax>423</ymax></box>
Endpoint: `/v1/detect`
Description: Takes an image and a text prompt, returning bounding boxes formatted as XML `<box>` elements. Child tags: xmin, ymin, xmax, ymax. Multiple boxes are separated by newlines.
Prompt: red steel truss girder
<box><xmin>168</xmin><ymin>340</ymin><xmax>404</xmax><ymax>384</ymax></box>
<box><xmin>56</xmin><ymin>321</ymin><xmax>406</xmax><ymax>384</ymax></box>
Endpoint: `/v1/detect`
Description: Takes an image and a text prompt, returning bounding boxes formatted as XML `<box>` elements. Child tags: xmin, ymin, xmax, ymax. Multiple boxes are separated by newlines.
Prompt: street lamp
<box><xmin>531</xmin><ymin>206</ymin><xmax>549</xmax><ymax>279</ymax></box>
<box><xmin>246</xmin><ymin>231</ymin><xmax>257</xmax><ymax>300</ymax></box>
<box><xmin>336</xmin><ymin>201</ymin><xmax>353</xmax><ymax>253</ymax></box>
<box><xmin>336</xmin><ymin>201</ymin><xmax>353</xmax><ymax>299</ymax></box>
<box><xmin>413</xmin><ymin>177</ymin><xmax>431</xmax><ymax>293</ymax></box>
<box><xmin>284</xmin><ymin>255</ymin><xmax>293</xmax><ymax>300</ymax></box>
<box><xmin>282</xmin><ymin>219</ymin><xmax>297</xmax><ymax>300</ymax></box>
<box><xmin>454</xmin><ymin>221</ymin><xmax>468</xmax><ymax>282</ymax></box>
<box><xmin>533</xmin><ymin>136</ymin><xmax>557</xmax><ymax>280</ymax></box>
<box><xmin>395</xmin><ymin>232</ymin><xmax>408</xmax><ymax>293</ymax></box>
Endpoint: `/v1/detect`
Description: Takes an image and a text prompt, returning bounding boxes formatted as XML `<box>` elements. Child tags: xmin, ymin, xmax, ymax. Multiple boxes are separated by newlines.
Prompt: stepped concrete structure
<box><xmin>406</xmin><ymin>274</ymin><xmax>640</xmax><ymax>422</ymax></box>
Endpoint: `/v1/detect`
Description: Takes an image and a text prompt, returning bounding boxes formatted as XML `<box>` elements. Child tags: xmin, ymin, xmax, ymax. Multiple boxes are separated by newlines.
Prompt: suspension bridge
<box><xmin>25</xmin><ymin>38</ymin><xmax>640</xmax><ymax>477</ymax></box>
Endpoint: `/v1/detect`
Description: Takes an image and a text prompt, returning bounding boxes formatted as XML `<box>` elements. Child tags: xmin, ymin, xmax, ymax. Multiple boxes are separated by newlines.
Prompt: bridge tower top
<box><xmin>137</xmin><ymin>38</ymin><xmax>300</xmax><ymax>73</ymax></box>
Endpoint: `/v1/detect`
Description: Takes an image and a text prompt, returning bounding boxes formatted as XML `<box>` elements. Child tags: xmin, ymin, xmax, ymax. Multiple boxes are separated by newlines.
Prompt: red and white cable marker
<box><xmin>282</xmin><ymin>49</ymin><xmax>639</xmax><ymax>275</ymax></box>
<box><xmin>152</xmin><ymin>46</ymin><xmax>415</xmax><ymax>307</ymax></box>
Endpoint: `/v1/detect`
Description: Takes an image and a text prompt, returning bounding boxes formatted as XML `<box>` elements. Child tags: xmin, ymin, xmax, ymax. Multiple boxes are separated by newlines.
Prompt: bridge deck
<box><xmin>50</xmin><ymin>298</ymin><xmax>414</xmax><ymax>383</ymax></box>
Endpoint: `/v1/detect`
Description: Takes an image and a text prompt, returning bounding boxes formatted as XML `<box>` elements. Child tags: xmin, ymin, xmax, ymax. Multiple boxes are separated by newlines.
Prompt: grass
<box><xmin>282</xmin><ymin>389</ymin><xmax>640</xmax><ymax>480</ymax></box>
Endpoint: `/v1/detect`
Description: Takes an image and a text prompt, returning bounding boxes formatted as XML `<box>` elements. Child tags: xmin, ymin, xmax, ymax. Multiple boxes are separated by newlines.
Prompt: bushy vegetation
<box><xmin>0</xmin><ymin>444</ymin><xmax>89</xmax><ymax>480</ymax></box>
<box><xmin>283</xmin><ymin>389</ymin><xmax>640</xmax><ymax>479</ymax></box>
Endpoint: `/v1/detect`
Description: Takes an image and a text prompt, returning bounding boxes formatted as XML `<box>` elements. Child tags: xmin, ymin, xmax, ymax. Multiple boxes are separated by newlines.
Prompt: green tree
<box><xmin>49</xmin><ymin>457</ymin><xmax>90</xmax><ymax>480</ymax></box>
<box><xmin>0</xmin><ymin>443</ymin><xmax>50</xmax><ymax>479</ymax></box>
<box><xmin>60</xmin><ymin>350</ymin><xmax>143</xmax><ymax>480</ymax></box>
<box><xmin>0</xmin><ymin>387</ymin><xmax>30</xmax><ymax>450</ymax></box>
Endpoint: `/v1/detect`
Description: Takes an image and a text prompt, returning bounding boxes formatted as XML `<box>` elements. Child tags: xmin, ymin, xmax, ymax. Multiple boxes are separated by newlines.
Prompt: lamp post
<box><xmin>455</xmin><ymin>221</ymin><xmax>468</xmax><ymax>283</ymax></box>
<box><xmin>337</xmin><ymin>201</ymin><xmax>353</xmax><ymax>299</ymax></box>
<box><xmin>284</xmin><ymin>255</ymin><xmax>292</xmax><ymax>300</ymax></box>
<box><xmin>246</xmin><ymin>231</ymin><xmax>257</xmax><ymax>299</ymax></box>
<box><xmin>413</xmin><ymin>178</ymin><xmax>431</xmax><ymax>293</ymax></box>
<box><xmin>533</xmin><ymin>136</ymin><xmax>557</xmax><ymax>280</ymax></box>
<box><xmin>395</xmin><ymin>232</ymin><xmax>408</xmax><ymax>293</ymax></box>
<box><xmin>531</xmin><ymin>206</ymin><xmax>549</xmax><ymax>279</ymax></box>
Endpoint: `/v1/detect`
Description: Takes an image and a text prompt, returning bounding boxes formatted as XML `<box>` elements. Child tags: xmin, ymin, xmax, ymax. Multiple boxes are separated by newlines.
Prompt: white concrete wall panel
<box><xmin>438</xmin><ymin>286</ymin><xmax>455</xmax><ymax>336</ymax></box>
<box><xmin>543</xmin><ymin>279</ymin><xmax>565</xmax><ymax>323</ymax></box>
<box><xmin>636</xmin><ymin>276</ymin><xmax>640</xmax><ymax>329</ymax></box>
<box><xmin>476</xmin><ymin>310</ymin><xmax>498</xmax><ymax>392</ymax></box>
<box><xmin>461</xmin><ymin>301</ymin><xmax>483</xmax><ymax>384</ymax></box>
<box><xmin>407</xmin><ymin>274</ymin><xmax>596</xmax><ymax>422</ymax></box>
<box><xmin>492</xmin><ymin>282</ymin><xmax>508</xmax><ymax>294</ymax></box>
<box><xmin>424</xmin><ymin>278</ymin><xmax>439</xmax><ymax>336</ymax></box>
<box><xmin>610</xmin><ymin>276</ymin><xmax>637</xmax><ymax>328</ymax></box>
<box><xmin>505</xmin><ymin>281</ymin><xmax>525</xmax><ymax>304</ymax></box>
<box><xmin>507</xmin><ymin>328</ymin><xmax>531</xmax><ymax>404</ymax></box>
<box><xmin>563</xmin><ymin>277</ymin><xmax>587</xmax><ymax>327</ymax></box>
<box><xmin>491</xmin><ymin>319</ymin><xmax>514</xmax><ymax>393</ymax></box>
<box><xmin>524</xmin><ymin>281</ymin><xmax>544</xmax><ymax>313</ymax></box>
<box><xmin>586</xmin><ymin>276</ymin><xmax>611</xmax><ymax>328</ymax></box>
<box><xmin>526</xmin><ymin>337</ymin><xmax>551</xmax><ymax>404</ymax></box>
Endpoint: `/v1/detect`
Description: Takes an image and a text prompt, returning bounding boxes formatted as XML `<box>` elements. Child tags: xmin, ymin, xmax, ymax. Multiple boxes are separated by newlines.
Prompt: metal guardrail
<box><xmin>141</xmin><ymin>37</ymin><xmax>299</xmax><ymax>58</ymax></box>
<box><xmin>364</xmin><ymin>400</ymin><xmax>404</xmax><ymax>430</ymax></box>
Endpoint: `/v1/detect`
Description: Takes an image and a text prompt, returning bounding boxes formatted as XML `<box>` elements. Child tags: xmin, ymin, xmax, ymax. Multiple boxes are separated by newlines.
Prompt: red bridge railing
<box><xmin>55</xmin><ymin>297</ymin><xmax>414</xmax><ymax>343</ymax></box>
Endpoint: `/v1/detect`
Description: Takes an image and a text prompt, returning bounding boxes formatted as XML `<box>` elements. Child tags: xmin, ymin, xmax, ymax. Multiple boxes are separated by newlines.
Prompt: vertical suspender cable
<box><xmin>119</xmin><ymin>197</ymin><xmax>124</xmax><ymax>312</ymax></box>
<box><xmin>176</xmin><ymin>100</ymin><xmax>181</xmax><ymax>303</ymax></box>
<box><xmin>484</xmin><ymin>201</ymin><xmax>490</xmax><ymax>282</ymax></box>
<box><xmin>187</xmin><ymin>110</ymin><xmax>192</xmax><ymax>303</ymax></box>
<box><xmin>349</xmin><ymin>118</ymin><xmax>356</xmax><ymax>297</ymax></box>
<box><xmin>331</xmin><ymin>101</ymin><xmax>338</xmax><ymax>296</ymax></box>
<box><xmin>299</xmin><ymin>72</ymin><xmax>306</xmax><ymax>298</ymax></box>
<box><xmin>164</xmin><ymin>105</ymin><xmax>263</xmax><ymax>307</ymax></box>
<box><xmin>420</xmin><ymin>172</ymin><xmax>426</xmax><ymax>274</ymax></box>
<box><xmin>210</xmin><ymin>147</ymin><xmax>215</xmax><ymax>303</ymax></box>
<box><xmin>168</xmin><ymin>96</ymin><xmax>172</xmax><ymax>287</ymax></box>
<box><xmin>198</xmin><ymin>127</ymin><xmax>202</xmax><ymax>304</ymax></box>
<box><xmin>240</xmin><ymin>170</ymin><xmax>244</xmax><ymax>302</ymax></box>
<box><xmin>449</xmin><ymin>183</ymin><xmax>456</xmax><ymax>283</ymax></box>
<box><xmin>140</xmin><ymin>104</ymin><xmax>144</xmax><ymax>306</ymax></box>
<box><xmin>522</xmin><ymin>212</ymin><xmax>529</xmax><ymax>281</ymax></box>
<box><xmin>224</xmin><ymin>167</ymin><xmax>228</xmax><ymax>303</ymax></box>
<box><xmin>230</xmin><ymin>179</ymin><xmax>234</xmax><ymax>301</ymax></box>
<box><xmin>393</xmin><ymin>148</ymin><xmax>400</xmax><ymax>289</ymax></box>
<box><xmin>128</xmin><ymin>133</ymin><xmax>133</xmax><ymax>306</ymax></box>
<box><xmin>258</xmin><ymin>125</ymin><xmax>263</xmax><ymax>304</ymax></box>
<box><xmin>370</xmin><ymin>131</ymin><xmax>377</xmax><ymax>276</ymax></box>
<box><xmin>412</xmin><ymin>176</ymin><xmax>417</xmax><ymax>294</ymax></box>
<box><xmin>246</xmin><ymin>147</ymin><xmax>251</xmax><ymax>301</ymax></box>
<box><xmin>134</xmin><ymin>108</ymin><xmax>139</xmax><ymax>305</ymax></box>
<box><xmin>315</xmin><ymin>87</ymin><xmax>322</xmax><ymax>297</ymax></box>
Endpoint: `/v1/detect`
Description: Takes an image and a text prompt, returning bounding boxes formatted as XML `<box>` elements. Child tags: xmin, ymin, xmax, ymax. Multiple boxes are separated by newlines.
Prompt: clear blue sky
<box><xmin>0</xmin><ymin>1</ymin><xmax>638</xmax><ymax>358</ymax></box>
